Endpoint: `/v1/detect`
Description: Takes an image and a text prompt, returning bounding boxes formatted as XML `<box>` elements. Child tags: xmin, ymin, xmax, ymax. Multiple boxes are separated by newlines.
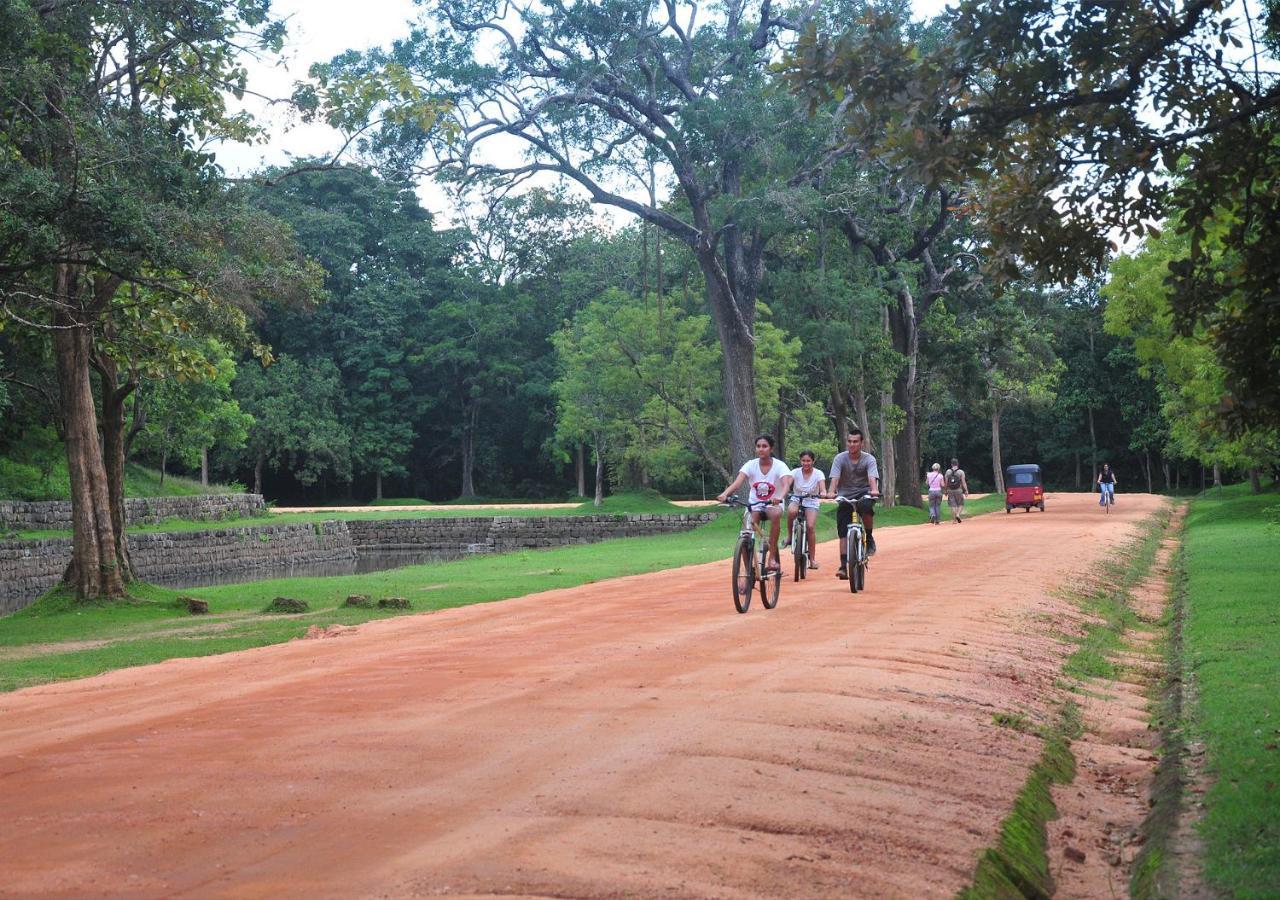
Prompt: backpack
<box><xmin>946</xmin><ymin>468</ymin><xmax>963</xmax><ymax>490</ymax></box>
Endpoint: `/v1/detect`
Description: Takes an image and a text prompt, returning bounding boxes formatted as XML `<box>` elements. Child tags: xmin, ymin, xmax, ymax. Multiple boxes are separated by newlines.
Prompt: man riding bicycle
<box><xmin>822</xmin><ymin>428</ymin><xmax>880</xmax><ymax>579</ymax></box>
<box><xmin>717</xmin><ymin>434</ymin><xmax>793</xmax><ymax>574</ymax></box>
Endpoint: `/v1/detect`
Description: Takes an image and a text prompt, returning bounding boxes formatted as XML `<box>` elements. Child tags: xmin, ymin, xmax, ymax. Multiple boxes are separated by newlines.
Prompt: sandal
<box><xmin>836</xmin><ymin>567</ymin><xmax>847</xmax><ymax>580</ymax></box>
<box><xmin>808</xmin><ymin>560</ymin><xmax>819</xmax><ymax>570</ymax></box>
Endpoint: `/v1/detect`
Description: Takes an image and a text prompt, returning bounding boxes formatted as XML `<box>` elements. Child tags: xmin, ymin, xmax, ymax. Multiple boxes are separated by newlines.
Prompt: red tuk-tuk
<box><xmin>1005</xmin><ymin>464</ymin><xmax>1045</xmax><ymax>513</ymax></box>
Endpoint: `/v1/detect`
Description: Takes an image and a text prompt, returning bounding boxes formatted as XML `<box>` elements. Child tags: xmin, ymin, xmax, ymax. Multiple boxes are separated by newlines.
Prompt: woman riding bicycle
<box><xmin>784</xmin><ymin>450</ymin><xmax>826</xmax><ymax>570</ymax></box>
<box><xmin>822</xmin><ymin>428</ymin><xmax>880</xmax><ymax>579</ymax></box>
<box><xmin>1097</xmin><ymin>463</ymin><xmax>1118</xmax><ymax>506</ymax></box>
<box><xmin>717</xmin><ymin>434</ymin><xmax>793</xmax><ymax>574</ymax></box>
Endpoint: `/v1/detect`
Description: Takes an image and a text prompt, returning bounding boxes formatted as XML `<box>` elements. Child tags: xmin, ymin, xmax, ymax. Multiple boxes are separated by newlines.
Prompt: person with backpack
<box><xmin>944</xmin><ymin>458</ymin><xmax>968</xmax><ymax>522</ymax></box>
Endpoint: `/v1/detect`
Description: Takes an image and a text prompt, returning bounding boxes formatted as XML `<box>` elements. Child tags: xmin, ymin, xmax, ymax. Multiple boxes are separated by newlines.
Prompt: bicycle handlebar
<box><xmin>832</xmin><ymin>494</ymin><xmax>878</xmax><ymax>504</ymax></box>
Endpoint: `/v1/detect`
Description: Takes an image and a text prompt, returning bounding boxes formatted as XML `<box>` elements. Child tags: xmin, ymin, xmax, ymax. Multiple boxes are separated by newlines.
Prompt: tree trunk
<box><xmin>1162</xmin><ymin>458</ymin><xmax>1171</xmax><ymax>492</ymax></box>
<box><xmin>879</xmin><ymin>395</ymin><xmax>897</xmax><ymax>508</ymax></box>
<box><xmin>159</xmin><ymin>448</ymin><xmax>167</xmax><ymax>486</ymax></box>
<box><xmin>459</xmin><ymin>403</ymin><xmax>478</xmax><ymax>499</ymax></box>
<box><xmin>254</xmin><ymin>452</ymin><xmax>265</xmax><ymax>496</ymax></box>
<box><xmin>93</xmin><ymin>347</ymin><xmax>134</xmax><ymax>576</ymax></box>
<box><xmin>375</xmin><ymin>471</ymin><xmax>384</xmax><ymax>501</ymax></box>
<box><xmin>593</xmin><ymin>435</ymin><xmax>605</xmax><ymax>507</ymax></box>
<box><xmin>201</xmin><ymin>447</ymin><xmax>209</xmax><ymax>487</ymax></box>
<box><xmin>851</xmin><ymin>382</ymin><xmax>871</xmax><ymax>445</ymax></box>
<box><xmin>1075</xmin><ymin>450</ymin><xmax>1081</xmax><ymax>490</ymax></box>
<box><xmin>886</xmin><ymin>293</ymin><xmax>922</xmax><ymax>508</ymax></box>
<box><xmin>1144</xmin><ymin>449</ymin><xmax>1153</xmax><ymax>493</ymax></box>
<box><xmin>825</xmin><ymin>357</ymin><xmax>849</xmax><ymax>445</ymax></box>
<box><xmin>54</xmin><ymin>307</ymin><xmax>127</xmax><ymax>601</ymax></box>
<box><xmin>696</xmin><ymin>250</ymin><xmax>758</xmax><ymax>467</ymax></box>
<box><xmin>1087</xmin><ymin>406</ymin><xmax>1098</xmax><ymax>491</ymax></box>
<box><xmin>575</xmin><ymin>443</ymin><xmax>586</xmax><ymax>497</ymax></box>
<box><xmin>1212</xmin><ymin>462</ymin><xmax>1222</xmax><ymax>489</ymax></box>
<box><xmin>1249</xmin><ymin>467</ymin><xmax>1262</xmax><ymax>494</ymax></box>
<box><xmin>991</xmin><ymin>405</ymin><xmax>1006</xmax><ymax>495</ymax></box>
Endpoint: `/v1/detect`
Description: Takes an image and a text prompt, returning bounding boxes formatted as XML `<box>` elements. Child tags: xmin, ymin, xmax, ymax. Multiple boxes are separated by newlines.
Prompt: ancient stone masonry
<box><xmin>0</xmin><ymin>521</ymin><xmax>353</xmax><ymax>615</ymax></box>
<box><xmin>0</xmin><ymin>494</ymin><xmax>265</xmax><ymax>532</ymax></box>
<box><xmin>0</xmin><ymin>513</ymin><xmax>714</xmax><ymax>614</ymax></box>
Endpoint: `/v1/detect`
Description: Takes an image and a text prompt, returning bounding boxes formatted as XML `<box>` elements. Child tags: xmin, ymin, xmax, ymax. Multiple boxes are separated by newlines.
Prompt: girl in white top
<box><xmin>785</xmin><ymin>449</ymin><xmax>826</xmax><ymax>568</ymax></box>
<box><xmin>716</xmin><ymin>433</ymin><xmax>793</xmax><ymax>572</ymax></box>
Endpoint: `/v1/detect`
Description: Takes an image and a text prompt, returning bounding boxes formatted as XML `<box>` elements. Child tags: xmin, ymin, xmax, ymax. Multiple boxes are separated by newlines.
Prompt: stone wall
<box><xmin>0</xmin><ymin>521</ymin><xmax>354</xmax><ymax>615</ymax></box>
<box><xmin>0</xmin><ymin>494</ymin><xmax>266</xmax><ymax>532</ymax></box>
<box><xmin>0</xmin><ymin>513</ymin><xmax>715</xmax><ymax>614</ymax></box>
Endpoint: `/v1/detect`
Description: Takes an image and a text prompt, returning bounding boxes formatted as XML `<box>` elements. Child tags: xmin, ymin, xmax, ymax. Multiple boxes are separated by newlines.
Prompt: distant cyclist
<box><xmin>822</xmin><ymin>428</ymin><xmax>880</xmax><ymax>579</ymax></box>
<box><xmin>717</xmin><ymin>434</ymin><xmax>793</xmax><ymax>573</ymax></box>
<box><xmin>1097</xmin><ymin>463</ymin><xmax>1117</xmax><ymax>506</ymax></box>
<box><xmin>784</xmin><ymin>449</ymin><xmax>826</xmax><ymax>570</ymax></box>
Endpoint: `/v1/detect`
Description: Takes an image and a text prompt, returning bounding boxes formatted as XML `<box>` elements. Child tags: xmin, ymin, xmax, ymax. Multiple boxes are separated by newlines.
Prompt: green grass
<box><xmin>0</xmin><ymin>495</ymin><xmax>985</xmax><ymax>692</ymax></box>
<box><xmin>0</xmin><ymin>455</ymin><xmax>241</xmax><ymax>502</ymax></box>
<box><xmin>959</xmin><ymin>703</ymin><xmax>1083</xmax><ymax>900</ymax></box>
<box><xmin>1180</xmin><ymin>489</ymin><xmax>1280</xmax><ymax>896</ymax></box>
<box><xmin>7</xmin><ymin>491</ymin><xmax>714</xmax><ymax>541</ymax></box>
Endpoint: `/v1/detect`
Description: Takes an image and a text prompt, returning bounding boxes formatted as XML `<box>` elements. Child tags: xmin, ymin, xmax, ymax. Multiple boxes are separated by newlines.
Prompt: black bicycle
<box><xmin>724</xmin><ymin>496</ymin><xmax>782</xmax><ymax>613</ymax></box>
<box><xmin>835</xmin><ymin>495</ymin><xmax>876</xmax><ymax>594</ymax></box>
<box><xmin>788</xmin><ymin>492</ymin><xmax>819</xmax><ymax>582</ymax></box>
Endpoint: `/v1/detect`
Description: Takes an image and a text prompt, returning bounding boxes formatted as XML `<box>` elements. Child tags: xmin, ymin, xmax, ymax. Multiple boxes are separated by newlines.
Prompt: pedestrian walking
<box><xmin>944</xmin><ymin>457</ymin><xmax>969</xmax><ymax>522</ymax></box>
<box><xmin>925</xmin><ymin>463</ymin><xmax>945</xmax><ymax>524</ymax></box>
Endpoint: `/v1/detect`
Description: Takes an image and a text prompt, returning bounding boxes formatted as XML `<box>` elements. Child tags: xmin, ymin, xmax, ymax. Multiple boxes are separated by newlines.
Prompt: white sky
<box><xmin>215</xmin><ymin>0</ymin><xmax>954</xmax><ymax>221</ymax></box>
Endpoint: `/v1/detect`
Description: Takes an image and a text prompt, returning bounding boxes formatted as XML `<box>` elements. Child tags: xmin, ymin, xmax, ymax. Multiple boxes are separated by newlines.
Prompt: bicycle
<box><xmin>1100</xmin><ymin>484</ymin><xmax>1115</xmax><ymax>514</ymax></box>
<box><xmin>787</xmin><ymin>491</ymin><xmax>819</xmax><ymax>582</ymax></box>
<box><xmin>723</xmin><ymin>496</ymin><xmax>782</xmax><ymax>613</ymax></box>
<box><xmin>835</xmin><ymin>495</ymin><xmax>876</xmax><ymax>594</ymax></box>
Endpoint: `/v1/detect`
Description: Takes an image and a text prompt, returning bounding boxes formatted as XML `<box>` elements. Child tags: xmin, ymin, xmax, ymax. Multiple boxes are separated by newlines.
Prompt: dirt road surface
<box><xmin>0</xmin><ymin>493</ymin><xmax>1163</xmax><ymax>898</ymax></box>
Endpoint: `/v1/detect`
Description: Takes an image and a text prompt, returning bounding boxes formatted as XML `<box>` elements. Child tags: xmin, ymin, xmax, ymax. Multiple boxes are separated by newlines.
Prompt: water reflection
<box><xmin>144</xmin><ymin>550</ymin><xmax>468</xmax><ymax>590</ymax></box>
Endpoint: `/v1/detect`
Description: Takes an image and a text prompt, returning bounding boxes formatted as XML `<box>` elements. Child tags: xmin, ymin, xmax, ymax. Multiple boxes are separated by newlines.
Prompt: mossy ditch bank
<box><xmin>955</xmin><ymin>504</ymin><xmax>1174</xmax><ymax>899</ymax></box>
<box><xmin>1129</xmin><ymin>529</ymin><xmax>1192</xmax><ymax>900</ymax></box>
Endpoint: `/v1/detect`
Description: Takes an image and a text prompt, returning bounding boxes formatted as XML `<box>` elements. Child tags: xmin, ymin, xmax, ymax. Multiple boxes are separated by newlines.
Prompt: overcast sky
<box><xmin>219</xmin><ymin>0</ymin><xmax>952</xmax><ymax>220</ymax></box>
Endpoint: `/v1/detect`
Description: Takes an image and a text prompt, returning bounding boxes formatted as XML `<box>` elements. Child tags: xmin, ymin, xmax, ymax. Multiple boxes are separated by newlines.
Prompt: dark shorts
<box><xmin>836</xmin><ymin>498</ymin><xmax>875</xmax><ymax>538</ymax></box>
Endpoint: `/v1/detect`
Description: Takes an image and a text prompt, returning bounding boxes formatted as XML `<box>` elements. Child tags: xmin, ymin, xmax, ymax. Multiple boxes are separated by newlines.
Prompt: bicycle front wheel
<box><xmin>761</xmin><ymin>545</ymin><xmax>781</xmax><ymax>610</ymax></box>
<box><xmin>732</xmin><ymin>537</ymin><xmax>754</xmax><ymax>613</ymax></box>
<box><xmin>847</xmin><ymin>529</ymin><xmax>861</xmax><ymax>594</ymax></box>
<box><xmin>852</xmin><ymin>560</ymin><xmax>866</xmax><ymax>592</ymax></box>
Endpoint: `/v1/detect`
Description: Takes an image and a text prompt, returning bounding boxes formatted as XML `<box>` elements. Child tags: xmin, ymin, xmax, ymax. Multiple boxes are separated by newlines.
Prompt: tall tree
<box><xmin>320</xmin><ymin>0</ymin><xmax>830</xmax><ymax>465</ymax></box>
<box><xmin>0</xmin><ymin>0</ymin><xmax>315</xmax><ymax>599</ymax></box>
<box><xmin>784</xmin><ymin>0</ymin><xmax>1280</xmax><ymax>431</ymax></box>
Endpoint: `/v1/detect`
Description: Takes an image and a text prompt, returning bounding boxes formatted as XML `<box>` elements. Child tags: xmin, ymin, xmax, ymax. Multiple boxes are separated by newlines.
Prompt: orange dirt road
<box><xmin>0</xmin><ymin>493</ymin><xmax>1163</xmax><ymax>898</ymax></box>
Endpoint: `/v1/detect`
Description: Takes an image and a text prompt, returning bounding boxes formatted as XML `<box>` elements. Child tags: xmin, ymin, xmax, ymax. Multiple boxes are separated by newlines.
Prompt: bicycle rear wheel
<box><xmin>760</xmin><ymin>543</ymin><xmax>781</xmax><ymax>609</ymax></box>
<box><xmin>732</xmin><ymin>537</ymin><xmax>754</xmax><ymax>613</ymax></box>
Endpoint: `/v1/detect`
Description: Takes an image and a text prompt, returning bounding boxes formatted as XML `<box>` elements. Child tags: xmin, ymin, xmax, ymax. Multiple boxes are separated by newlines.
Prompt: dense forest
<box><xmin>3</xmin><ymin>0</ymin><xmax>1277</xmax><ymax>598</ymax></box>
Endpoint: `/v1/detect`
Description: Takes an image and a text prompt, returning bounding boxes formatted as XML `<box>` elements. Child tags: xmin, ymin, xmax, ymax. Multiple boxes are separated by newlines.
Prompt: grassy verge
<box><xmin>1178</xmin><ymin>488</ymin><xmax>1280</xmax><ymax>895</ymax></box>
<box><xmin>1</xmin><ymin>453</ymin><xmax>240</xmax><ymax>501</ymax></box>
<box><xmin>8</xmin><ymin>491</ymin><xmax>710</xmax><ymax>541</ymax></box>
<box><xmin>0</xmin><ymin>493</ymin><xmax>999</xmax><ymax>692</ymax></box>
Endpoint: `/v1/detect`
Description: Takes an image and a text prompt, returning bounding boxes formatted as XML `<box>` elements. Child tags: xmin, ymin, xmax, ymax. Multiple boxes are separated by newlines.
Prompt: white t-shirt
<box><xmin>739</xmin><ymin>457</ymin><xmax>791</xmax><ymax>507</ymax></box>
<box><xmin>790</xmin><ymin>467</ymin><xmax>825</xmax><ymax>506</ymax></box>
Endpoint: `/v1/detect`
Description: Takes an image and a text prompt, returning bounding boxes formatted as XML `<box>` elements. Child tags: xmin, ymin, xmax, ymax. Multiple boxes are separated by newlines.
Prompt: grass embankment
<box><xmin>958</xmin><ymin>503</ymin><xmax>1173</xmax><ymax>898</ymax></box>
<box><xmin>0</xmin><ymin>456</ymin><xmax>240</xmax><ymax>502</ymax></box>
<box><xmin>1177</xmin><ymin>488</ymin><xmax>1280</xmax><ymax>895</ymax></box>
<box><xmin>8</xmin><ymin>490</ymin><xmax>704</xmax><ymax>541</ymax></box>
<box><xmin>0</xmin><ymin>494</ymin><xmax>979</xmax><ymax>692</ymax></box>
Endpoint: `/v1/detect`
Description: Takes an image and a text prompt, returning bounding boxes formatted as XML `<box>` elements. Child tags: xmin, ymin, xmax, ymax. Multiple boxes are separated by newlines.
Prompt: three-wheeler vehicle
<box><xmin>1005</xmin><ymin>464</ymin><xmax>1045</xmax><ymax>513</ymax></box>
